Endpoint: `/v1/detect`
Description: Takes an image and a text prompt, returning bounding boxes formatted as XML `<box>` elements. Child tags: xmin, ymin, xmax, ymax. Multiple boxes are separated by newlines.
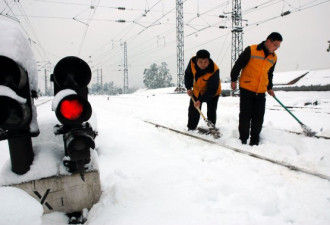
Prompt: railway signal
<box><xmin>51</xmin><ymin>56</ymin><xmax>97</xmax><ymax>180</ymax></box>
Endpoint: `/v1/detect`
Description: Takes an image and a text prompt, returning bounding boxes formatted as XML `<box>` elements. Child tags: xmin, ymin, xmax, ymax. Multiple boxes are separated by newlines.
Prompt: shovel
<box><xmin>273</xmin><ymin>96</ymin><xmax>316</xmax><ymax>137</ymax></box>
<box><xmin>191</xmin><ymin>96</ymin><xmax>221</xmax><ymax>139</ymax></box>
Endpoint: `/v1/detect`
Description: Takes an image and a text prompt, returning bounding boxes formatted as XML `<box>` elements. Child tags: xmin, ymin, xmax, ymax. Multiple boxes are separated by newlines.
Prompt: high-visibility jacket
<box><xmin>191</xmin><ymin>60</ymin><xmax>221</xmax><ymax>98</ymax></box>
<box><xmin>239</xmin><ymin>44</ymin><xmax>277</xmax><ymax>93</ymax></box>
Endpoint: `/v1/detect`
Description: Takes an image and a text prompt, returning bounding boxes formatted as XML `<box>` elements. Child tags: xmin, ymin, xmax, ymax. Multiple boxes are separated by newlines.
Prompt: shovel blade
<box><xmin>203</xmin><ymin>119</ymin><xmax>222</xmax><ymax>139</ymax></box>
<box><xmin>301</xmin><ymin>124</ymin><xmax>316</xmax><ymax>137</ymax></box>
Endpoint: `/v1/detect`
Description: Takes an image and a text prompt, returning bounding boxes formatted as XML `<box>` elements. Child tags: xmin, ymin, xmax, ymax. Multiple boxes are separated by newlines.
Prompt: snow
<box><xmin>295</xmin><ymin>69</ymin><xmax>330</xmax><ymax>86</ymax></box>
<box><xmin>0</xmin><ymin>20</ymin><xmax>38</xmax><ymax>92</ymax></box>
<box><xmin>0</xmin><ymin>187</ymin><xmax>43</xmax><ymax>225</ymax></box>
<box><xmin>51</xmin><ymin>89</ymin><xmax>77</xmax><ymax>111</ymax></box>
<box><xmin>0</xmin><ymin>85</ymin><xmax>26</xmax><ymax>103</ymax></box>
<box><xmin>273</xmin><ymin>69</ymin><xmax>330</xmax><ymax>86</ymax></box>
<box><xmin>0</xmin><ymin>20</ymin><xmax>39</xmax><ymax>133</ymax></box>
<box><xmin>273</xmin><ymin>70</ymin><xmax>309</xmax><ymax>85</ymax></box>
<box><xmin>1</xmin><ymin>88</ymin><xmax>330</xmax><ymax>225</ymax></box>
<box><xmin>1</xmin><ymin>19</ymin><xmax>330</xmax><ymax>225</ymax></box>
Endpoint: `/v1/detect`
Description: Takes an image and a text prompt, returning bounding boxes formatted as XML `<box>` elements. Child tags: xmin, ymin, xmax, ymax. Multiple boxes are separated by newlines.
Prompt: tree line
<box><xmin>39</xmin><ymin>62</ymin><xmax>175</xmax><ymax>96</ymax></box>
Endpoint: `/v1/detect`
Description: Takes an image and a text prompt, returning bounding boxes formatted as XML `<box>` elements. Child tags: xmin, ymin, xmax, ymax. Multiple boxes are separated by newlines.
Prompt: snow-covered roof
<box><xmin>273</xmin><ymin>70</ymin><xmax>309</xmax><ymax>85</ymax></box>
<box><xmin>294</xmin><ymin>69</ymin><xmax>330</xmax><ymax>86</ymax></box>
<box><xmin>273</xmin><ymin>69</ymin><xmax>330</xmax><ymax>86</ymax></box>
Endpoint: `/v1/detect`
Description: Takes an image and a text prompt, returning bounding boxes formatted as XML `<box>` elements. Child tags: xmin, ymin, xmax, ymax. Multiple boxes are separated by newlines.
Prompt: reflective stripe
<box><xmin>251</xmin><ymin>55</ymin><xmax>275</xmax><ymax>65</ymax></box>
<box><xmin>266</xmin><ymin>59</ymin><xmax>275</xmax><ymax>64</ymax></box>
<box><xmin>251</xmin><ymin>55</ymin><xmax>265</xmax><ymax>60</ymax></box>
<box><xmin>239</xmin><ymin>44</ymin><xmax>277</xmax><ymax>93</ymax></box>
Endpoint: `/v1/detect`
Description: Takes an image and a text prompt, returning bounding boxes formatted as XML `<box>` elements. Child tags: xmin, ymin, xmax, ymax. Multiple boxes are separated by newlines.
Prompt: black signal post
<box><xmin>51</xmin><ymin>56</ymin><xmax>97</xmax><ymax>181</ymax></box>
<box><xmin>0</xmin><ymin>56</ymin><xmax>39</xmax><ymax>175</ymax></box>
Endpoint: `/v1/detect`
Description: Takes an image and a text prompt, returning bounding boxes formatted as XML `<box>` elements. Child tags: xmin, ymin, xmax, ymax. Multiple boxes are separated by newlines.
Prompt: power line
<box><xmin>78</xmin><ymin>0</ymin><xmax>100</xmax><ymax>55</ymax></box>
<box><xmin>16</xmin><ymin>1</ymin><xmax>51</xmax><ymax>63</ymax></box>
<box><xmin>248</xmin><ymin>0</ymin><xmax>330</xmax><ymax>27</ymax></box>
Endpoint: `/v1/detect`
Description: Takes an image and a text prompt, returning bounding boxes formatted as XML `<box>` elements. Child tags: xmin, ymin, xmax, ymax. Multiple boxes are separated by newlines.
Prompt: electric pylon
<box><xmin>123</xmin><ymin>42</ymin><xmax>128</xmax><ymax>93</ymax></box>
<box><xmin>176</xmin><ymin>0</ymin><xmax>185</xmax><ymax>92</ymax></box>
<box><xmin>231</xmin><ymin>0</ymin><xmax>243</xmax><ymax>68</ymax></box>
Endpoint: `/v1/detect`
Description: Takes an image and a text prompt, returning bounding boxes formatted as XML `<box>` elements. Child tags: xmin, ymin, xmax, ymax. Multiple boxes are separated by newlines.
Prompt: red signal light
<box><xmin>60</xmin><ymin>99</ymin><xmax>83</xmax><ymax>120</ymax></box>
<box><xmin>55</xmin><ymin>94</ymin><xmax>92</xmax><ymax>126</ymax></box>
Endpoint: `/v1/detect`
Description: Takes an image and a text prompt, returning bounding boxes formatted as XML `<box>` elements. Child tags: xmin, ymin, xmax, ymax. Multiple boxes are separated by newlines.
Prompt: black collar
<box><xmin>257</xmin><ymin>41</ymin><xmax>274</xmax><ymax>57</ymax></box>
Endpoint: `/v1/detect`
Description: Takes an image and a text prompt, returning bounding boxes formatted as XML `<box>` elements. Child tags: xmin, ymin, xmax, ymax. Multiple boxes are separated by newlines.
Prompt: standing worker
<box><xmin>231</xmin><ymin>32</ymin><xmax>283</xmax><ymax>146</ymax></box>
<box><xmin>185</xmin><ymin>49</ymin><xmax>221</xmax><ymax>130</ymax></box>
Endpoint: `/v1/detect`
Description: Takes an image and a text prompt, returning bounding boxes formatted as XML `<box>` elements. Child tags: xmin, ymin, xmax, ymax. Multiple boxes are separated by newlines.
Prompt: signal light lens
<box><xmin>0</xmin><ymin>96</ymin><xmax>31</xmax><ymax>130</ymax></box>
<box><xmin>60</xmin><ymin>99</ymin><xmax>83</xmax><ymax>120</ymax></box>
<box><xmin>55</xmin><ymin>94</ymin><xmax>92</xmax><ymax>126</ymax></box>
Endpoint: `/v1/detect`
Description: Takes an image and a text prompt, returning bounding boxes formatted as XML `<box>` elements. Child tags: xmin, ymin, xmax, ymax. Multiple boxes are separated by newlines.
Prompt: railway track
<box><xmin>144</xmin><ymin>120</ymin><xmax>330</xmax><ymax>182</ymax></box>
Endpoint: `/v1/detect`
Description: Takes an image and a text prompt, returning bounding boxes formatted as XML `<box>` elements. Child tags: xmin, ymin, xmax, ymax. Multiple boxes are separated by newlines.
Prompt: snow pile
<box><xmin>0</xmin><ymin>187</ymin><xmax>43</xmax><ymax>225</ymax></box>
<box><xmin>0</xmin><ymin>20</ymin><xmax>38</xmax><ymax>92</ymax></box>
<box><xmin>0</xmin><ymin>88</ymin><xmax>330</xmax><ymax>225</ymax></box>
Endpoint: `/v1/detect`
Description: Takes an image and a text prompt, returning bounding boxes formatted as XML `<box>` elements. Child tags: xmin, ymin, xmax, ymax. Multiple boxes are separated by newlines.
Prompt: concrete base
<box><xmin>9</xmin><ymin>170</ymin><xmax>101</xmax><ymax>214</ymax></box>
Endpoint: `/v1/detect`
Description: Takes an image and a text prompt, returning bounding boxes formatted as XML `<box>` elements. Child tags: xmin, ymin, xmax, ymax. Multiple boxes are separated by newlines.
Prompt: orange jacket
<box><xmin>239</xmin><ymin>44</ymin><xmax>277</xmax><ymax>93</ymax></box>
<box><xmin>190</xmin><ymin>60</ymin><xmax>221</xmax><ymax>98</ymax></box>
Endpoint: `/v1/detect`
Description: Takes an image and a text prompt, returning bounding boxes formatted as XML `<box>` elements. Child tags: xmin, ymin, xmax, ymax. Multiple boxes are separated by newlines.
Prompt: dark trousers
<box><xmin>187</xmin><ymin>95</ymin><xmax>220</xmax><ymax>130</ymax></box>
<box><xmin>239</xmin><ymin>88</ymin><xmax>266</xmax><ymax>142</ymax></box>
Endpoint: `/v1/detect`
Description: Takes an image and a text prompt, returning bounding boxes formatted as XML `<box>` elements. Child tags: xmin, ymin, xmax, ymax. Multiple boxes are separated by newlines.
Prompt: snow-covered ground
<box><xmin>1</xmin><ymin>88</ymin><xmax>330</xmax><ymax>225</ymax></box>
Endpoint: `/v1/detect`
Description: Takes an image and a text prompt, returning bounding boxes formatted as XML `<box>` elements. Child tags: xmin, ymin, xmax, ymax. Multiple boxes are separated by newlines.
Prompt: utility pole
<box><xmin>96</xmin><ymin>68</ymin><xmax>102</xmax><ymax>93</ymax></box>
<box><xmin>175</xmin><ymin>0</ymin><xmax>185</xmax><ymax>92</ymax></box>
<box><xmin>231</xmin><ymin>0</ymin><xmax>243</xmax><ymax>68</ymax></box>
<box><xmin>44</xmin><ymin>69</ymin><xmax>48</xmax><ymax>95</ymax></box>
<box><xmin>100</xmin><ymin>68</ymin><xmax>103</xmax><ymax>89</ymax></box>
<box><xmin>123</xmin><ymin>42</ymin><xmax>128</xmax><ymax>94</ymax></box>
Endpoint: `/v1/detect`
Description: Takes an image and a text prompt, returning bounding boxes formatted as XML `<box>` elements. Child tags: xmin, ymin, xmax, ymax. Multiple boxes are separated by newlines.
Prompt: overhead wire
<box><xmin>6</xmin><ymin>0</ymin><xmax>329</xmax><ymax>87</ymax></box>
<box><xmin>108</xmin><ymin>0</ymin><xmax>230</xmax><ymax>75</ymax></box>
<box><xmin>248</xmin><ymin>0</ymin><xmax>330</xmax><ymax>27</ymax></box>
<box><xmin>127</xmin><ymin>0</ymin><xmax>330</xmax><ymax>78</ymax></box>
<box><xmin>89</xmin><ymin>0</ymin><xmax>172</xmax><ymax>70</ymax></box>
<box><xmin>77</xmin><ymin>0</ymin><xmax>100</xmax><ymax>55</ymax></box>
<box><xmin>16</xmin><ymin>1</ymin><xmax>51</xmax><ymax>63</ymax></box>
<box><xmin>2</xmin><ymin>0</ymin><xmax>52</xmax><ymax>65</ymax></box>
<box><xmin>2</xmin><ymin>0</ymin><xmax>20</xmax><ymax>22</ymax></box>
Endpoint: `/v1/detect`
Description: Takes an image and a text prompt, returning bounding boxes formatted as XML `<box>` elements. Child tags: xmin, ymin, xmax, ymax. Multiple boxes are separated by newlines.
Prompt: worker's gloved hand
<box><xmin>194</xmin><ymin>100</ymin><xmax>201</xmax><ymax>108</ymax></box>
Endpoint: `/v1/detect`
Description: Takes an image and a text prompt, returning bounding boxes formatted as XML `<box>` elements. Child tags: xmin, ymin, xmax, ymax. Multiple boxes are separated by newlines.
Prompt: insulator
<box><xmin>281</xmin><ymin>11</ymin><xmax>291</xmax><ymax>16</ymax></box>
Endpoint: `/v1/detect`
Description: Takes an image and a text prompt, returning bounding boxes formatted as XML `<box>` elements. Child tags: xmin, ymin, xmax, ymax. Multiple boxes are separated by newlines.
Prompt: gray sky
<box><xmin>1</xmin><ymin>0</ymin><xmax>330</xmax><ymax>91</ymax></box>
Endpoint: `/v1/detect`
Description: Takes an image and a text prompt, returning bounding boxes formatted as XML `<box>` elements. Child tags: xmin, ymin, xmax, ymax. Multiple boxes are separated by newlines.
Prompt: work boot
<box><xmin>240</xmin><ymin>139</ymin><xmax>247</xmax><ymax>145</ymax></box>
<box><xmin>249</xmin><ymin>139</ymin><xmax>259</xmax><ymax>146</ymax></box>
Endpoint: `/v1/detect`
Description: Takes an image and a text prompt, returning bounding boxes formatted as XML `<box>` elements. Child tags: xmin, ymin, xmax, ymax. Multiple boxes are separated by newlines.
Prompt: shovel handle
<box><xmin>273</xmin><ymin>96</ymin><xmax>304</xmax><ymax>125</ymax></box>
<box><xmin>190</xmin><ymin>96</ymin><xmax>207</xmax><ymax>121</ymax></box>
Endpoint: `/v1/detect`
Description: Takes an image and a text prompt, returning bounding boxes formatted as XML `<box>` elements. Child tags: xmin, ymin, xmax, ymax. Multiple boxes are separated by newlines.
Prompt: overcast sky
<box><xmin>1</xmin><ymin>0</ymin><xmax>330</xmax><ymax>90</ymax></box>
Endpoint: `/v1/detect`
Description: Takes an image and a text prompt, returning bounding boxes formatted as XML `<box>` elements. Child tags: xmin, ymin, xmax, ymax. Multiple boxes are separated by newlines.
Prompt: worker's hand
<box><xmin>187</xmin><ymin>89</ymin><xmax>193</xmax><ymax>96</ymax></box>
<box><xmin>194</xmin><ymin>100</ymin><xmax>201</xmax><ymax>108</ymax></box>
<box><xmin>231</xmin><ymin>82</ymin><xmax>237</xmax><ymax>90</ymax></box>
<box><xmin>267</xmin><ymin>89</ymin><xmax>275</xmax><ymax>97</ymax></box>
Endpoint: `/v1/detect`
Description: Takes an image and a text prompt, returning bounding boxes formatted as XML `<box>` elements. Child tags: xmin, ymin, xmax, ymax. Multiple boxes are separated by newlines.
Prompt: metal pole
<box><xmin>176</xmin><ymin>0</ymin><xmax>184</xmax><ymax>90</ymax></box>
<box><xmin>123</xmin><ymin>42</ymin><xmax>128</xmax><ymax>93</ymax></box>
<box><xmin>231</xmin><ymin>0</ymin><xmax>243</xmax><ymax>68</ymax></box>
<box><xmin>8</xmin><ymin>136</ymin><xmax>34</xmax><ymax>175</ymax></box>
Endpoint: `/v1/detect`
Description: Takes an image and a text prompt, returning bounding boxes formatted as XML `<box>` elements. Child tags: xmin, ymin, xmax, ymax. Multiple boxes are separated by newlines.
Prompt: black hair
<box><xmin>266</xmin><ymin>32</ymin><xmax>283</xmax><ymax>42</ymax></box>
<box><xmin>196</xmin><ymin>49</ymin><xmax>210</xmax><ymax>59</ymax></box>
